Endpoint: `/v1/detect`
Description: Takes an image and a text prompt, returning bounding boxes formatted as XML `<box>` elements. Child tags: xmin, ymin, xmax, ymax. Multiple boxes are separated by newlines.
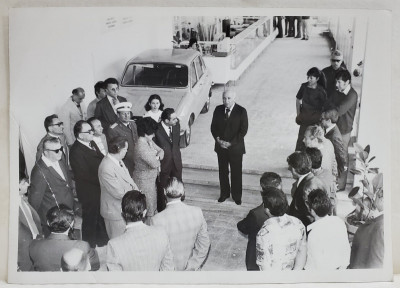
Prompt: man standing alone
<box><xmin>211</xmin><ymin>90</ymin><xmax>248</xmax><ymax>205</ymax></box>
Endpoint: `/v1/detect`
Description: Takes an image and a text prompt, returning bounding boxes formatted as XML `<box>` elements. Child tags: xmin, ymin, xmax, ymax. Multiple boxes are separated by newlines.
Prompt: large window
<box><xmin>121</xmin><ymin>63</ymin><xmax>188</xmax><ymax>88</ymax></box>
<box><xmin>190</xmin><ymin>62</ymin><xmax>198</xmax><ymax>88</ymax></box>
<box><xmin>194</xmin><ymin>56</ymin><xmax>204</xmax><ymax>79</ymax></box>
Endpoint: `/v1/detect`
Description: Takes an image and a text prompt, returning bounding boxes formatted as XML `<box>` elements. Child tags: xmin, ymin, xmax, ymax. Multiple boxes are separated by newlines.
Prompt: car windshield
<box><xmin>121</xmin><ymin>63</ymin><xmax>189</xmax><ymax>88</ymax></box>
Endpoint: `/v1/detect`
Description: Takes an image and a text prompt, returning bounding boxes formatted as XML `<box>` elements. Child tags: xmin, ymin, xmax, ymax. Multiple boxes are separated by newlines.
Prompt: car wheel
<box><xmin>179</xmin><ymin>121</ymin><xmax>192</xmax><ymax>148</ymax></box>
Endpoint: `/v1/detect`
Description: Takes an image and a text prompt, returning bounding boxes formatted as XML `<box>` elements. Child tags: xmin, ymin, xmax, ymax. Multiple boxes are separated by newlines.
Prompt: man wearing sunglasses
<box><xmin>321</xmin><ymin>50</ymin><xmax>347</xmax><ymax>101</ymax></box>
<box><xmin>69</xmin><ymin>120</ymin><xmax>109</xmax><ymax>248</ymax></box>
<box><xmin>29</xmin><ymin>137</ymin><xmax>75</xmax><ymax>237</ymax></box>
<box><xmin>36</xmin><ymin>114</ymin><xmax>69</xmax><ymax>165</ymax></box>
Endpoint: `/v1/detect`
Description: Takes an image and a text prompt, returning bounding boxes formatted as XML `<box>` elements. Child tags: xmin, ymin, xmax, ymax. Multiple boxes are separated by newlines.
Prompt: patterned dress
<box><xmin>132</xmin><ymin>137</ymin><xmax>163</xmax><ymax>217</ymax></box>
<box><xmin>256</xmin><ymin>214</ymin><xmax>306</xmax><ymax>270</ymax></box>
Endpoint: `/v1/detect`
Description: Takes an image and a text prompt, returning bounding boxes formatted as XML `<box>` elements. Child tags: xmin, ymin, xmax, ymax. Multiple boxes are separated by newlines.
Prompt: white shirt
<box><xmin>325</xmin><ymin>123</ymin><xmax>336</xmax><ymax>134</ymax></box>
<box><xmin>342</xmin><ymin>84</ymin><xmax>351</xmax><ymax>95</ymax></box>
<box><xmin>41</xmin><ymin>154</ymin><xmax>66</xmax><ymax>181</ymax></box>
<box><xmin>107</xmin><ymin>96</ymin><xmax>119</xmax><ymax>114</ymax></box>
<box><xmin>93</xmin><ymin>135</ymin><xmax>106</xmax><ymax>155</ymax></box>
<box><xmin>305</xmin><ymin>215</ymin><xmax>351</xmax><ymax>270</ymax></box>
<box><xmin>144</xmin><ymin>110</ymin><xmax>162</xmax><ymax>122</ymax></box>
<box><xmin>297</xmin><ymin>172</ymin><xmax>311</xmax><ymax>187</ymax></box>
<box><xmin>126</xmin><ymin>221</ymin><xmax>145</xmax><ymax>229</ymax></box>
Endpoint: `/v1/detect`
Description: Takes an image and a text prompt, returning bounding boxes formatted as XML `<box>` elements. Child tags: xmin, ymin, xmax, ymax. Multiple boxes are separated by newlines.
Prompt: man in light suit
<box><xmin>237</xmin><ymin>172</ymin><xmax>282</xmax><ymax>271</ymax></box>
<box><xmin>69</xmin><ymin>120</ymin><xmax>109</xmax><ymax>248</ymax></box>
<box><xmin>154</xmin><ymin>108</ymin><xmax>183</xmax><ymax>211</ymax></box>
<box><xmin>29</xmin><ymin>137</ymin><xmax>75</xmax><ymax>236</ymax></box>
<box><xmin>286</xmin><ymin>151</ymin><xmax>327</xmax><ymax>228</ymax></box>
<box><xmin>18</xmin><ymin>178</ymin><xmax>43</xmax><ymax>271</ymax></box>
<box><xmin>150</xmin><ymin>177</ymin><xmax>210</xmax><ymax>271</ymax></box>
<box><xmin>106</xmin><ymin>102</ymin><xmax>138</xmax><ymax>176</ymax></box>
<box><xmin>211</xmin><ymin>90</ymin><xmax>248</xmax><ymax>205</ymax></box>
<box><xmin>29</xmin><ymin>204</ymin><xmax>100</xmax><ymax>271</ymax></box>
<box><xmin>58</xmin><ymin>87</ymin><xmax>87</xmax><ymax>146</ymax></box>
<box><xmin>36</xmin><ymin>114</ymin><xmax>69</xmax><ymax>165</ymax></box>
<box><xmin>94</xmin><ymin>78</ymin><xmax>127</xmax><ymax>130</ymax></box>
<box><xmin>106</xmin><ymin>190</ymin><xmax>174</xmax><ymax>271</ymax></box>
<box><xmin>98</xmin><ymin>136</ymin><xmax>138</xmax><ymax>239</ymax></box>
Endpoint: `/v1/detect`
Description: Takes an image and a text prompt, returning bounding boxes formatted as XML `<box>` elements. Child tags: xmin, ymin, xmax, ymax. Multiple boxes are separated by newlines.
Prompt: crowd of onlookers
<box><xmin>237</xmin><ymin>49</ymin><xmax>384</xmax><ymax>271</ymax></box>
<box><xmin>17</xmin><ymin>47</ymin><xmax>383</xmax><ymax>272</ymax></box>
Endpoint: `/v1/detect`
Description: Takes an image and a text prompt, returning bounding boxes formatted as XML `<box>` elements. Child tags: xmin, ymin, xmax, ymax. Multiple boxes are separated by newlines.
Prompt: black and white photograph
<box><xmin>8</xmin><ymin>6</ymin><xmax>392</xmax><ymax>284</ymax></box>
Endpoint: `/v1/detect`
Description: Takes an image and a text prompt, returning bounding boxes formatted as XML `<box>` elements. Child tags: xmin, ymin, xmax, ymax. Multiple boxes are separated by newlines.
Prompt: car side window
<box><xmin>190</xmin><ymin>62</ymin><xmax>198</xmax><ymax>88</ymax></box>
<box><xmin>194</xmin><ymin>56</ymin><xmax>204</xmax><ymax>79</ymax></box>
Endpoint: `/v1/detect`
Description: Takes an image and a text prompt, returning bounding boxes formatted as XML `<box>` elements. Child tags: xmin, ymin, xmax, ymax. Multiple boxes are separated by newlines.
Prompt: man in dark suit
<box><xmin>94</xmin><ymin>78</ymin><xmax>127</xmax><ymax>130</ymax></box>
<box><xmin>36</xmin><ymin>114</ymin><xmax>69</xmax><ymax>165</ymax></box>
<box><xmin>329</xmin><ymin>70</ymin><xmax>358</xmax><ymax>190</ymax></box>
<box><xmin>29</xmin><ymin>137</ymin><xmax>75</xmax><ymax>236</ymax></box>
<box><xmin>320</xmin><ymin>109</ymin><xmax>347</xmax><ymax>176</ymax></box>
<box><xmin>106</xmin><ymin>102</ymin><xmax>138</xmax><ymax>176</ymax></box>
<box><xmin>69</xmin><ymin>120</ymin><xmax>109</xmax><ymax>248</ymax></box>
<box><xmin>18</xmin><ymin>178</ymin><xmax>43</xmax><ymax>271</ymax></box>
<box><xmin>211</xmin><ymin>90</ymin><xmax>248</xmax><ymax>205</ymax></box>
<box><xmin>29</xmin><ymin>205</ymin><xmax>100</xmax><ymax>271</ymax></box>
<box><xmin>154</xmin><ymin>108</ymin><xmax>183</xmax><ymax>211</ymax></box>
<box><xmin>286</xmin><ymin>151</ymin><xmax>326</xmax><ymax>227</ymax></box>
<box><xmin>237</xmin><ymin>172</ymin><xmax>282</xmax><ymax>270</ymax></box>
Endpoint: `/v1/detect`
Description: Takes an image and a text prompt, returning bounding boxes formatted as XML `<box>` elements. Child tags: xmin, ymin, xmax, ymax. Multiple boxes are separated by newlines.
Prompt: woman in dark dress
<box><xmin>295</xmin><ymin>67</ymin><xmax>327</xmax><ymax>151</ymax></box>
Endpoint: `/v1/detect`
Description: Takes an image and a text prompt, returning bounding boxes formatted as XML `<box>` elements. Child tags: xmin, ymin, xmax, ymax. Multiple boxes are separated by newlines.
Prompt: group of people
<box><xmin>274</xmin><ymin>16</ymin><xmax>311</xmax><ymax>40</ymax></box>
<box><xmin>18</xmin><ymin>77</ymin><xmax>211</xmax><ymax>271</ymax></box>
<box><xmin>235</xmin><ymin>49</ymin><xmax>383</xmax><ymax>270</ymax></box>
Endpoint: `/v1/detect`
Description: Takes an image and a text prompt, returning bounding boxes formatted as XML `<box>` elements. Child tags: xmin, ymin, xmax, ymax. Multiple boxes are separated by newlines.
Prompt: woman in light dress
<box><xmin>132</xmin><ymin>117</ymin><xmax>164</xmax><ymax>221</ymax></box>
<box><xmin>143</xmin><ymin>94</ymin><xmax>164</xmax><ymax>123</ymax></box>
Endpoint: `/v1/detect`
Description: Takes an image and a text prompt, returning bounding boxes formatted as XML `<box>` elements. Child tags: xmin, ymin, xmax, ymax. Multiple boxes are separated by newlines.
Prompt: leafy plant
<box><xmin>348</xmin><ymin>144</ymin><xmax>383</xmax><ymax>224</ymax></box>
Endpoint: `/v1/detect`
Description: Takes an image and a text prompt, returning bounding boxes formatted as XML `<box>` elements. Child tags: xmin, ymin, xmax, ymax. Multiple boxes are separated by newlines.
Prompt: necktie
<box><xmin>169</xmin><ymin>127</ymin><xmax>173</xmax><ymax>142</ymax></box>
<box><xmin>225</xmin><ymin>108</ymin><xmax>230</xmax><ymax>120</ymax></box>
<box><xmin>112</xmin><ymin>98</ymin><xmax>118</xmax><ymax>106</ymax></box>
<box><xmin>89</xmin><ymin>141</ymin><xmax>96</xmax><ymax>151</ymax></box>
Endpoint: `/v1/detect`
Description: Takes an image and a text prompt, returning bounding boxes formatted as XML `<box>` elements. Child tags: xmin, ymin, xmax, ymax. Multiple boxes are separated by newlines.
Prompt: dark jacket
<box><xmin>329</xmin><ymin>87</ymin><xmax>358</xmax><ymax>135</ymax></box>
<box><xmin>94</xmin><ymin>96</ymin><xmax>127</xmax><ymax>130</ymax></box>
<box><xmin>210</xmin><ymin>104</ymin><xmax>248</xmax><ymax>155</ymax></box>
<box><xmin>237</xmin><ymin>204</ymin><xmax>269</xmax><ymax>270</ymax></box>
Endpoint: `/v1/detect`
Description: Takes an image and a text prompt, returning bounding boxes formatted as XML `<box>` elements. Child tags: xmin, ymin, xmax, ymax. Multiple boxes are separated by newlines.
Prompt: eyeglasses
<box><xmin>45</xmin><ymin>147</ymin><xmax>64</xmax><ymax>153</ymax></box>
<box><xmin>331</xmin><ymin>59</ymin><xmax>341</xmax><ymax>63</ymax></box>
<box><xmin>80</xmin><ymin>129</ymin><xmax>94</xmax><ymax>134</ymax></box>
<box><xmin>50</xmin><ymin>122</ymin><xmax>64</xmax><ymax>127</ymax></box>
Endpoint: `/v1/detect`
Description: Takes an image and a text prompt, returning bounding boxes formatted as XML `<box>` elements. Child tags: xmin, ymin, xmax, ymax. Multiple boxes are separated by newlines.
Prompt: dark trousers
<box><xmin>157</xmin><ymin>163</ymin><xmax>182</xmax><ymax>212</ymax></box>
<box><xmin>294</xmin><ymin>16</ymin><xmax>302</xmax><ymax>37</ymax></box>
<box><xmin>295</xmin><ymin>124</ymin><xmax>307</xmax><ymax>152</ymax></box>
<box><xmin>273</xmin><ymin>16</ymin><xmax>283</xmax><ymax>37</ymax></box>
<box><xmin>286</xmin><ymin>16</ymin><xmax>295</xmax><ymax>36</ymax></box>
<box><xmin>81</xmin><ymin>200</ymin><xmax>109</xmax><ymax>248</ymax></box>
<box><xmin>217</xmin><ymin>150</ymin><xmax>243</xmax><ymax>202</ymax></box>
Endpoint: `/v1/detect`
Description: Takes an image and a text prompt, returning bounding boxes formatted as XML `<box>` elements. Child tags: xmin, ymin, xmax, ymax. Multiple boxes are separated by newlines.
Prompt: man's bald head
<box><xmin>222</xmin><ymin>89</ymin><xmax>236</xmax><ymax>109</ymax></box>
<box><xmin>61</xmin><ymin>248</ymin><xmax>90</xmax><ymax>271</ymax></box>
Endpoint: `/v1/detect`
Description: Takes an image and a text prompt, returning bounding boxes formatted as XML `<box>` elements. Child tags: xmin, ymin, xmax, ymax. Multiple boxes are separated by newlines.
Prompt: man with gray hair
<box><xmin>211</xmin><ymin>89</ymin><xmax>248</xmax><ymax>205</ymax></box>
<box><xmin>150</xmin><ymin>177</ymin><xmax>210</xmax><ymax>271</ymax></box>
<box><xmin>61</xmin><ymin>248</ymin><xmax>91</xmax><ymax>271</ymax></box>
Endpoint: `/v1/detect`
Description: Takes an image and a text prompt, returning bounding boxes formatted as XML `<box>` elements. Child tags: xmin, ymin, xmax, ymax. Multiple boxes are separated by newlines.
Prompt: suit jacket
<box><xmin>36</xmin><ymin>133</ymin><xmax>70</xmax><ymax>165</ymax></box>
<box><xmin>106</xmin><ymin>120</ymin><xmax>138</xmax><ymax>175</ymax></box>
<box><xmin>94</xmin><ymin>96</ymin><xmax>127</xmax><ymax>130</ymax></box>
<box><xmin>29</xmin><ymin>233</ymin><xmax>100</xmax><ymax>271</ymax></box>
<box><xmin>18</xmin><ymin>201</ymin><xmax>42</xmax><ymax>271</ymax></box>
<box><xmin>154</xmin><ymin>122</ymin><xmax>182</xmax><ymax>176</ymax></box>
<box><xmin>321</xmin><ymin>138</ymin><xmax>338</xmax><ymax>178</ymax></box>
<box><xmin>211</xmin><ymin>103</ymin><xmax>248</xmax><ymax>155</ymax></box>
<box><xmin>325</xmin><ymin>125</ymin><xmax>347</xmax><ymax>175</ymax></box>
<box><xmin>28</xmin><ymin>158</ymin><xmax>75</xmax><ymax>229</ymax></box>
<box><xmin>58</xmin><ymin>98</ymin><xmax>87</xmax><ymax>145</ymax></box>
<box><xmin>106</xmin><ymin>222</ymin><xmax>174</xmax><ymax>271</ymax></box>
<box><xmin>329</xmin><ymin>87</ymin><xmax>358</xmax><ymax>135</ymax></box>
<box><xmin>98</xmin><ymin>155</ymin><xmax>138</xmax><ymax>221</ymax></box>
<box><xmin>150</xmin><ymin>201</ymin><xmax>210</xmax><ymax>271</ymax></box>
<box><xmin>237</xmin><ymin>204</ymin><xmax>269</xmax><ymax>270</ymax></box>
<box><xmin>288</xmin><ymin>173</ymin><xmax>326</xmax><ymax>227</ymax></box>
<box><xmin>69</xmin><ymin>140</ymin><xmax>104</xmax><ymax>205</ymax></box>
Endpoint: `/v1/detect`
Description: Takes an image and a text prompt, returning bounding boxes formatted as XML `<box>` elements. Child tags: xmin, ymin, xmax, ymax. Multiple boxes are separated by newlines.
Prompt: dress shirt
<box><xmin>305</xmin><ymin>215</ymin><xmax>350</xmax><ymax>270</ymax></box>
<box><xmin>107</xmin><ymin>96</ymin><xmax>119</xmax><ymax>114</ymax></box>
<box><xmin>256</xmin><ymin>214</ymin><xmax>306</xmax><ymax>270</ymax></box>
<box><xmin>325</xmin><ymin>123</ymin><xmax>336</xmax><ymax>135</ymax></box>
<box><xmin>93</xmin><ymin>135</ymin><xmax>107</xmax><ymax>155</ymax></box>
<box><xmin>297</xmin><ymin>172</ymin><xmax>311</xmax><ymax>187</ymax></box>
<box><xmin>126</xmin><ymin>221</ymin><xmax>146</xmax><ymax>230</ymax></box>
<box><xmin>342</xmin><ymin>84</ymin><xmax>351</xmax><ymax>95</ymax></box>
<box><xmin>41</xmin><ymin>155</ymin><xmax>66</xmax><ymax>181</ymax></box>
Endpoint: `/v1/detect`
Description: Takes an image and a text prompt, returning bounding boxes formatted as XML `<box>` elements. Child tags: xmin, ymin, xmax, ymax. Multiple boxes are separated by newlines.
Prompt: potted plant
<box><xmin>345</xmin><ymin>143</ymin><xmax>383</xmax><ymax>235</ymax></box>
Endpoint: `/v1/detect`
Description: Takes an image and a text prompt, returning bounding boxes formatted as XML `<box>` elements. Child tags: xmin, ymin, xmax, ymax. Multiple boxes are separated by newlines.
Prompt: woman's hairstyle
<box><xmin>121</xmin><ymin>190</ymin><xmax>147</xmax><ymax>223</ymax></box>
<box><xmin>307</xmin><ymin>67</ymin><xmax>326</xmax><ymax>88</ymax></box>
<box><xmin>144</xmin><ymin>94</ymin><xmax>164</xmax><ymax>111</ymax></box>
<box><xmin>305</xmin><ymin>125</ymin><xmax>325</xmax><ymax>144</ymax></box>
<box><xmin>136</xmin><ymin>117</ymin><xmax>158</xmax><ymax>137</ymax></box>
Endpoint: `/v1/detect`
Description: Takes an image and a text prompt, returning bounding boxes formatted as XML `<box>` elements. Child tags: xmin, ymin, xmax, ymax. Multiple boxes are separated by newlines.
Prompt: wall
<box><xmin>10</xmin><ymin>8</ymin><xmax>172</xmax><ymax>172</ymax></box>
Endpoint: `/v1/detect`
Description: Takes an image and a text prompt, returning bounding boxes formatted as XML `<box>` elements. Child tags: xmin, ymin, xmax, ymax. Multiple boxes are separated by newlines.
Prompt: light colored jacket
<box><xmin>58</xmin><ymin>97</ymin><xmax>87</xmax><ymax>145</ymax></box>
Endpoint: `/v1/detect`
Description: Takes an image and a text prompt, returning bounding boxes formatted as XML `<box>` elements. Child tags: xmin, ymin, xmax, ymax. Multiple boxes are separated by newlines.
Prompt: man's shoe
<box><xmin>218</xmin><ymin>196</ymin><xmax>228</xmax><ymax>203</ymax></box>
<box><xmin>301</xmin><ymin>37</ymin><xmax>306</xmax><ymax>40</ymax></box>
<box><xmin>295</xmin><ymin>35</ymin><xmax>301</xmax><ymax>38</ymax></box>
<box><xmin>234</xmin><ymin>200</ymin><xmax>242</xmax><ymax>205</ymax></box>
